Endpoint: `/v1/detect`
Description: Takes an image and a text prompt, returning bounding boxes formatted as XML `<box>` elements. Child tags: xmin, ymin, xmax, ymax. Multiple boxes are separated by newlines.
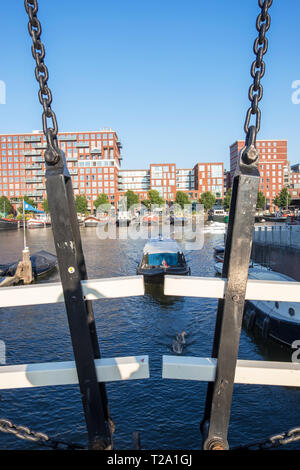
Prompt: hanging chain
<box><xmin>24</xmin><ymin>0</ymin><xmax>61</xmax><ymax>165</ymax></box>
<box><xmin>232</xmin><ymin>427</ymin><xmax>300</xmax><ymax>451</ymax></box>
<box><xmin>244</xmin><ymin>0</ymin><xmax>273</xmax><ymax>144</ymax></box>
<box><xmin>0</xmin><ymin>418</ymin><xmax>85</xmax><ymax>450</ymax></box>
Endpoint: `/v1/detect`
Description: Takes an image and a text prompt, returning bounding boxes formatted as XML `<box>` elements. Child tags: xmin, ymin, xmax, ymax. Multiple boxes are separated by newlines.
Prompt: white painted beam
<box><xmin>164</xmin><ymin>275</ymin><xmax>300</xmax><ymax>302</ymax></box>
<box><xmin>0</xmin><ymin>355</ymin><xmax>149</xmax><ymax>389</ymax></box>
<box><xmin>0</xmin><ymin>276</ymin><xmax>144</xmax><ymax>308</ymax></box>
<box><xmin>162</xmin><ymin>356</ymin><xmax>300</xmax><ymax>387</ymax></box>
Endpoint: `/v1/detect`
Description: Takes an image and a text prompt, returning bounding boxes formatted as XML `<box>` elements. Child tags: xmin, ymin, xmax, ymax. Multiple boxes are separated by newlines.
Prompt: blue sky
<box><xmin>1</xmin><ymin>0</ymin><xmax>300</xmax><ymax>169</ymax></box>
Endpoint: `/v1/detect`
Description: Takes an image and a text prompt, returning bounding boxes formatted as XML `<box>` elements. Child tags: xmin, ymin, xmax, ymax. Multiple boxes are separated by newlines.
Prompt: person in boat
<box><xmin>172</xmin><ymin>331</ymin><xmax>187</xmax><ymax>354</ymax></box>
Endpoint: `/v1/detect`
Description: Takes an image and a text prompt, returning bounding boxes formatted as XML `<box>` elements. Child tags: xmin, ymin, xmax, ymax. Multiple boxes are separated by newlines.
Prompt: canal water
<box><xmin>0</xmin><ymin>227</ymin><xmax>299</xmax><ymax>450</ymax></box>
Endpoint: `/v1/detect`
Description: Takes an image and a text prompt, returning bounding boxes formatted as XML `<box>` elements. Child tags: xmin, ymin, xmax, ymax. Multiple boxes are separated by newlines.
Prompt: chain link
<box><xmin>24</xmin><ymin>0</ymin><xmax>61</xmax><ymax>165</ymax></box>
<box><xmin>232</xmin><ymin>427</ymin><xmax>300</xmax><ymax>451</ymax></box>
<box><xmin>0</xmin><ymin>418</ymin><xmax>85</xmax><ymax>450</ymax></box>
<box><xmin>243</xmin><ymin>0</ymin><xmax>273</xmax><ymax>142</ymax></box>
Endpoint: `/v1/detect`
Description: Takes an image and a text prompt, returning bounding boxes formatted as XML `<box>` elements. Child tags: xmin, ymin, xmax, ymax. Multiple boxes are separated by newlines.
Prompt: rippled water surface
<box><xmin>0</xmin><ymin>227</ymin><xmax>299</xmax><ymax>450</ymax></box>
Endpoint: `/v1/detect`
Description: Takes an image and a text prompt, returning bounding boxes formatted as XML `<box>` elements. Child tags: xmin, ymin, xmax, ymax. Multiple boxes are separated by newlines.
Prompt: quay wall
<box><xmin>252</xmin><ymin>225</ymin><xmax>300</xmax><ymax>281</ymax></box>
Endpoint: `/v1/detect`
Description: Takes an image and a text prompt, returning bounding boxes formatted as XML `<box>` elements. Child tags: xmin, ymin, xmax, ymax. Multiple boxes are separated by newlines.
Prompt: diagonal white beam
<box><xmin>0</xmin><ymin>355</ymin><xmax>149</xmax><ymax>389</ymax></box>
<box><xmin>162</xmin><ymin>356</ymin><xmax>300</xmax><ymax>387</ymax></box>
<box><xmin>164</xmin><ymin>275</ymin><xmax>300</xmax><ymax>302</ymax></box>
<box><xmin>0</xmin><ymin>276</ymin><xmax>144</xmax><ymax>308</ymax></box>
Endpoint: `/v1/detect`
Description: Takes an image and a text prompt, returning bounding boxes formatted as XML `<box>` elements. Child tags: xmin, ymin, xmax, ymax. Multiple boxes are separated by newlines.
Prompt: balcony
<box><xmin>75</xmin><ymin>142</ymin><xmax>89</xmax><ymax>148</ymax></box>
<box><xmin>25</xmin><ymin>178</ymin><xmax>43</xmax><ymax>184</ymax></box>
<box><xmin>66</xmin><ymin>157</ymin><xmax>78</xmax><ymax>162</ymax></box>
<box><xmin>24</xmin><ymin>136</ymin><xmax>42</xmax><ymax>143</ymax></box>
<box><xmin>91</xmin><ymin>148</ymin><xmax>102</xmax><ymax>155</ymax></box>
<box><xmin>59</xmin><ymin>135</ymin><xmax>77</xmax><ymax>142</ymax></box>
<box><xmin>24</xmin><ymin>150</ymin><xmax>42</xmax><ymax>157</ymax></box>
<box><xmin>25</xmin><ymin>165</ymin><xmax>43</xmax><ymax>170</ymax></box>
<box><xmin>35</xmin><ymin>144</ymin><xmax>47</xmax><ymax>149</ymax></box>
<box><xmin>117</xmin><ymin>140</ymin><xmax>123</xmax><ymax>149</ymax></box>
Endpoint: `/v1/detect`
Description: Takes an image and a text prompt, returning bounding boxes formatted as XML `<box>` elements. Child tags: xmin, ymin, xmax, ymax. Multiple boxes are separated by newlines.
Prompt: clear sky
<box><xmin>0</xmin><ymin>0</ymin><xmax>300</xmax><ymax>170</ymax></box>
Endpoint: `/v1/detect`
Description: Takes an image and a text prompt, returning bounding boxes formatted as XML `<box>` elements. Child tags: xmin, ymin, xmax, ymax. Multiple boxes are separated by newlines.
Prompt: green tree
<box><xmin>0</xmin><ymin>196</ymin><xmax>12</xmax><ymax>216</ymax></box>
<box><xmin>256</xmin><ymin>191</ymin><xmax>266</xmax><ymax>209</ymax></box>
<box><xmin>42</xmin><ymin>199</ymin><xmax>49</xmax><ymax>213</ymax></box>
<box><xmin>223</xmin><ymin>188</ymin><xmax>232</xmax><ymax>211</ymax></box>
<box><xmin>75</xmin><ymin>194</ymin><xmax>88</xmax><ymax>213</ymax></box>
<box><xmin>125</xmin><ymin>190</ymin><xmax>140</xmax><ymax>209</ymax></box>
<box><xmin>94</xmin><ymin>193</ymin><xmax>109</xmax><ymax>210</ymax></box>
<box><xmin>143</xmin><ymin>190</ymin><xmax>165</xmax><ymax>208</ymax></box>
<box><xmin>273</xmin><ymin>187</ymin><xmax>291</xmax><ymax>209</ymax></box>
<box><xmin>175</xmin><ymin>191</ymin><xmax>191</xmax><ymax>209</ymax></box>
<box><xmin>199</xmin><ymin>191</ymin><xmax>216</xmax><ymax>211</ymax></box>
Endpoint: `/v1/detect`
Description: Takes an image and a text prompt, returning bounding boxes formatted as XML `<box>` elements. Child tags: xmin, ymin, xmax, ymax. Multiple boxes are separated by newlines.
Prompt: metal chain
<box><xmin>232</xmin><ymin>427</ymin><xmax>300</xmax><ymax>451</ymax></box>
<box><xmin>0</xmin><ymin>418</ymin><xmax>85</xmax><ymax>450</ymax></box>
<box><xmin>243</xmin><ymin>0</ymin><xmax>273</xmax><ymax>142</ymax></box>
<box><xmin>24</xmin><ymin>0</ymin><xmax>61</xmax><ymax>165</ymax></box>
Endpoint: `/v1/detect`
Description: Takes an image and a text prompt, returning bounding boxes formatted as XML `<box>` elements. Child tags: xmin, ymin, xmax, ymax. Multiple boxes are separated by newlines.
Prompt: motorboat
<box><xmin>84</xmin><ymin>216</ymin><xmax>101</xmax><ymax>227</ymax></box>
<box><xmin>137</xmin><ymin>237</ymin><xmax>191</xmax><ymax>283</ymax></box>
<box><xmin>244</xmin><ymin>269</ymin><xmax>300</xmax><ymax>347</ymax></box>
<box><xmin>0</xmin><ymin>250</ymin><xmax>57</xmax><ymax>283</ymax></box>
<box><xmin>27</xmin><ymin>217</ymin><xmax>51</xmax><ymax>229</ymax></box>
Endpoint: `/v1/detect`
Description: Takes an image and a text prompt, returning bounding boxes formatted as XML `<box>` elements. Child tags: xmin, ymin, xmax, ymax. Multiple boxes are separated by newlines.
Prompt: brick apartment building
<box><xmin>0</xmin><ymin>129</ymin><xmax>224</xmax><ymax>211</ymax></box>
<box><xmin>229</xmin><ymin>139</ymin><xmax>289</xmax><ymax>209</ymax></box>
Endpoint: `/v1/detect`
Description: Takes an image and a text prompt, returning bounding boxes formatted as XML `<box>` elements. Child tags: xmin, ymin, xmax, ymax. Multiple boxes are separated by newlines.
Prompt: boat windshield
<box><xmin>148</xmin><ymin>252</ymin><xmax>178</xmax><ymax>266</ymax></box>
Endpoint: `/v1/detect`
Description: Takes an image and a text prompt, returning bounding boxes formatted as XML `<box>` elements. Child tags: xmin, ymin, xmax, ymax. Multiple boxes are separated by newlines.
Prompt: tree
<box><xmin>125</xmin><ymin>190</ymin><xmax>139</xmax><ymax>209</ymax></box>
<box><xmin>42</xmin><ymin>199</ymin><xmax>49</xmax><ymax>213</ymax></box>
<box><xmin>75</xmin><ymin>194</ymin><xmax>88</xmax><ymax>213</ymax></box>
<box><xmin>144</xmin><ymin>190</ymin><xmax>164</xmax><ymax>208</ymax></box>
<box><xmin>199</xmin><ymin>191</ymin><xmax>216</xmax><ymax>211</ymax></box>
<box><xmin>256</xmin><ymin>191</ymin><xmax>266</xmax><ymax>210</ymax></box>
<box><xmin>175</xmin><ymin>191</ymin><xmax>191</xmax><ymax>209</ymax></box>
<box><xmin>0</xmin><ymin>196</ymin><xmax>12</xmax><ymax>215</ymax></box>
<box><xmin>273</xmin><ymin>187</ymin><xmax>291</xmax><ymax>209</ymax></box>
<box><xmin>94</xmin><ymin>193</ymin><xmax>109</xmax><ymax>210</ymax></box>
<box><xmin>223</xmin><ymin>188</ymin><xmax>232</xmax><ymax>211</ymax></box>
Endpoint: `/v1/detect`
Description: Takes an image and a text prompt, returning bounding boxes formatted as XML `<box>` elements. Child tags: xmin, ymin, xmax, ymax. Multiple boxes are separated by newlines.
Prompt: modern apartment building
<box><xmin>230</xmin><ymin>139</ymin><xmax>288</xmax><ymax>208</ymax></box>
<box><xmin>0</xmin><ymin>128</ymin><xmax>224</xmax><ymax>210</ymax></box>
<box><xmin>0</xmin><ymin>129</ymin><xmax>122</xmax><ymax>212</ymax></box>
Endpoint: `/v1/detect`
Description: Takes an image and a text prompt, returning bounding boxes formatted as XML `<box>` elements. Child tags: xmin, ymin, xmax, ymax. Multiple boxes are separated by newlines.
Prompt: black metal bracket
<box><xmin>201</xmin><ymin>128</ymin><xmax>259</xmax><ymax>450</ymax></box>
<box><xmin>45</xmin><ymin>148</ymin><xmax>112</xmax><ymax>450</ymax></box>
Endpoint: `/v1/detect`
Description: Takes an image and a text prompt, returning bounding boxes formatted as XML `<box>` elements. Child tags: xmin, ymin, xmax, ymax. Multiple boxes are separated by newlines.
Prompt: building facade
<box><xmin>230</xmin><ymin>139</ymin><xmax>288</xmax><ymax>208</ymax></box>
<box><xmin>0</xmin><ymin>129</ymin><xmax>224</xmax><ymax>211</ymax></box>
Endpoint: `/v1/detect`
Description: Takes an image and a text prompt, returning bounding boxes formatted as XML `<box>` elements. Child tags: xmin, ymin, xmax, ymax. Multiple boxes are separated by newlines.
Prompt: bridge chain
<box><xmin>231</xmin><ymin>427</ymin><xmax>300</xmax><ymax>450</ymax></box>
<box><xmin>0</xmin><ymin>418</ymin><xmax>85</xmax><ymax>450</ymax></box>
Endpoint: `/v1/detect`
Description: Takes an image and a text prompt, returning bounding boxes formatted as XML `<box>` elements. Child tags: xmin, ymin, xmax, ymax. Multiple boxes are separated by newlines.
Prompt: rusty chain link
<box><xmin>24</xmin><ymin>0</ymin><xmax>61</xmax><ymax>165</ymax></box>
<box><xmin>0</xmin><ymin>418</ymin><xmax>85</xmax><ymax>450</ymax></box>
<box><xmin>243</xmin><ymin>0</ymin><xmax>273</xmax><ymax>143</ymax></box>
<box><xmin>232</xmin><ymin>427</ymin><xmax>300</xmax><ymax>450</ymax></box>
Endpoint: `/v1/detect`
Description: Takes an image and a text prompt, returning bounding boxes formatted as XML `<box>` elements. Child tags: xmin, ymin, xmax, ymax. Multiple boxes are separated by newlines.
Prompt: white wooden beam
<box><xmin>162</xmin><ymin>356</ymin><xmax>300</xmax><ymax>387</ymax></box>
<box><xmin>164</xmin><ymin>275</ymin><xmax>300</xmax><ymax>302</ymax></box>
<box><xmin>0</xmin><ymin>276</ymin><xmax>144</xmax><ymax>308</ymax></box>
<box><xmin>0</xmin><ymin>355</ymin><xmax>149</xmax><ymax>389</ymax></box>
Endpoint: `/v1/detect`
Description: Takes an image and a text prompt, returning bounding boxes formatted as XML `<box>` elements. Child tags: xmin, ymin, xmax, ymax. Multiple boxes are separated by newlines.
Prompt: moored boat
<box><xmin>137</xmin><ymin>237</ymin><xmax>191</xmax><ymax>283</ymax></box>
<box><xmin>244</xmin><ymin>269</ymin><xmax>300</xmax><ymax>347</ymax></box>
<box><xmin>0</xmin><ymin>250</ymin><xmax>57</xmax><ymax>282</ymax></box>
<box><xmin>0</xmin><ymin>218</ymin><xmax>18</xmax><ymax>231</ymax></box>
<box><xmin>27</xmin><ymin>217</ymin><xmax>51</xmax><ymax>229</ymax></box>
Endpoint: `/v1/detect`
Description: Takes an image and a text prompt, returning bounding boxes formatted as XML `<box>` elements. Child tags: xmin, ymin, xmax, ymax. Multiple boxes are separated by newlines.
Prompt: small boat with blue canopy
<box><xmin>137</xmin><ymin>237</ymin><xmax>190</xmax><ymax>283</ymax></box>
